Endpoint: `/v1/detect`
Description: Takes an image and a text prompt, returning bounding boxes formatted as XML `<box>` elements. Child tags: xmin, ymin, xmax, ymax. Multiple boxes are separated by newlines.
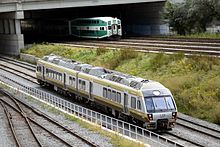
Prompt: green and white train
<box><xmin>36</xmin><ymin>54</ymin><xmax>177</xmax><ymax>130</ymax></box>
<box><xmin>68</xmin><ymin>17</ymin><xmax>122</xmax><ymax>39</ymax></box>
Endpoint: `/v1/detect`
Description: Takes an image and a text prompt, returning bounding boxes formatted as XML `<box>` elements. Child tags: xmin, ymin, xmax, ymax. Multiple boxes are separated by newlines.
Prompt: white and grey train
<box><xmin>36</xmin><ymin>54</ymin><xmax>177</xmax><ymax>130</ymax></box>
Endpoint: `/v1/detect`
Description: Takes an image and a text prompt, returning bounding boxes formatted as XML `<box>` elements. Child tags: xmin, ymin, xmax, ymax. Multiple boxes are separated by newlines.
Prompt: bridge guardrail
<box><xmin>0</xmin><ymin>73</ymin><xmax>182</xmax><ymax>147</ymax></box>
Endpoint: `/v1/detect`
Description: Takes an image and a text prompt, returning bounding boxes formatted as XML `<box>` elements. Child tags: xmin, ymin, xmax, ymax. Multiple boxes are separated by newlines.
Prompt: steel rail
<box><xmin>0</xmin><ymin>57</ymin><xmax>35</xmax><ymax>72</ymax></box>
<box><xmin>0</xmin><ymin>89</ymin><xmax>43</xmax><ymax>147</ymax></box>
<box><xmin>121</xmin><ymin>39</ymin><xmax>220</xmax><ymax>46</ymax></box>
<box><xmin>0</xmin><ymin>101</ymin><xmax>22</xmax><ymax>147</ymax></box>
<box><xmin>165</xmin><ymin>132</ymin><xmax>205</xmax><ymax>147</ymax></box>
<box><xmin>125</xmin><ymin>37</ymin><xmax>220</xmax><ymax>43</ymax></box>
<box><xmin>177</xmin><ymin>117</ymin><xmax>220</xmax><ymax>140</ymax></box>
<box><xmin>0</xmin><ymin>90</ymin><xmax>98</xmax><ymax>147</ymax></box>
<box><xmin>8</xmin><ymin>90</ymin><xmax>98</xmax><ymax>147</ymax></box>
<box><xmin>0</xmin><ymin>63</ymin><xmax>36</xmax><ymax>79</ymax></box>
<box><xmin>86</xmin><ymin>40</ymin><xmax>220</xmax><ymax>51</ymax></box>
<box><xmin>54</xmin><ymin>42</ymin><xmax>220</xmax><ymax>57</ymax></box>
<box><xmin>0</xmin><ymin>98</ymin><xmax>74</xmax><ymax>147</ymax></box>
<box><xmin>73</xmin><ymin>41</ymin><xmax>220</xmax><ymax>52</ymax></box>
<box><xmin>0</xmin><ymin>66</ymin><xmax>38</xmax><ymax>84</ymax></box>
<box><xmin>0</xmin><ymin>56</ymin><xmax>36</xmax><ymax>69</ymax></box>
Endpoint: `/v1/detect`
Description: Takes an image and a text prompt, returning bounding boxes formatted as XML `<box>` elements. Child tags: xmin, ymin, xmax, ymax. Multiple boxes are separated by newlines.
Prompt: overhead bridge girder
<box><xmin>0</xmin><ymin>0</ymin><xmax>166</xmax><ymax>12</ymax></box>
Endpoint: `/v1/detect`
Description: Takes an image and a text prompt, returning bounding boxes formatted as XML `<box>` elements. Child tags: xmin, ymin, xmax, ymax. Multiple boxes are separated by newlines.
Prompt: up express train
<box><xmin>68</xmin><ymin>17</ymin><xmax>122</xmax><ymax>39</ymax></box>
<box><xmin>36</xmin><ymin>54</ymin><xmax>177</xmax><ymax>130</ymax></box>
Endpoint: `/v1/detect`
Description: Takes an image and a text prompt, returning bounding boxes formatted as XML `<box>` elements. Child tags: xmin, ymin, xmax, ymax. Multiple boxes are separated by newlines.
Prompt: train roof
<box><xmin>73</xmin><ymin>17</ymin><xmax>119</xmax><ymax>22</ymax></box>
<box><xmin>41</xmin><ymin>54</ymin><xmax>165</xmax><ymax>90</ymax></box>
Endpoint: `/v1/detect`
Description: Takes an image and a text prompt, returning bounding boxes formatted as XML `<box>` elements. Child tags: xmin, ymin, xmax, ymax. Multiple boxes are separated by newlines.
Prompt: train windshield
<box><xmin>144</xmin><ymin>96</ymin><xmax>175</xmax><ymax>113</ymax></box>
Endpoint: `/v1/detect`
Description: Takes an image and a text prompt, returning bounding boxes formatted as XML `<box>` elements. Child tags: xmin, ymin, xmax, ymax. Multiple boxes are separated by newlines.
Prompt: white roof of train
<box><xmin>41</xmin><ymin>54</ymin><xmax>166</xmax><ymax>91</ymax></box>
<box><xmin>73</xmin><ymin>17</ymin><xmax>119</xmax><ymax>22</ymax></box>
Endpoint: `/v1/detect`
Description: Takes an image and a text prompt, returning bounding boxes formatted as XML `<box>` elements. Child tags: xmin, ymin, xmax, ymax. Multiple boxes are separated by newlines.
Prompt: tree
<box><xmin>163</xmin><ymin>0</ymin><xmax>220</xmax><ymax>35</ymax></box>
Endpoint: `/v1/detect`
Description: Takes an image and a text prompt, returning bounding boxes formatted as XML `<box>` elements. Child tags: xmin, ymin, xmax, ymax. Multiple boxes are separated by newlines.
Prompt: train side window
<box><xmin>69</xmin><ymin>77</ymin><xmax>72</xmax><ymax>85</ymax></box>
<box><xmin>49</xmin><ymin>70</ymin><xmax>51</xmax><ymax>77</ymax></box>
<box><xmin>107</xmin><ymin>89</ymin><xmax>111</xmax><ymax>99</ymax></box>
<box><xmin>51</xmin><ymin>71</ymin><xmax>53</xmax><ymax>78</ymax></box>
<box><xmin>108</xmin><ymin>26</ymin><xmax>111</xmax><ymax>30</ymax></box>
<box><xmin>131</xmin><ymin>97</ymin><xmax>136</xmax><ymax>109</ymax></box>
<box><xmin>118</xmin><ymin>25</ymin><xmax>121</xmax><ymax>29</ymax></box>
<box><xmin>103</xmin><ymin>88</ymin><xmax>107</xmax><ymax>98</ymax></box>
<box><xmin>82</xmin><ymin>81</ymin><xmax>86</xmax><ymax>90</ymax></box>
<box><xmin>137</xmin><ymin>100</ymin><xmax>141</xmax><ymax>110</ymax></box>
<box><xmin>79</xmin><ymin>80</ymin><xmax>82</xmax><ymax>89</ymax></box>
<box><xmin>46</xmin><ymin>69</ymin><xmax>49</xmax><ymax>75</ymax></box>
<box><xmin>112</xmin><ymin>90</ymin><xmax>116</xmax><ymax>101</ymax></box>
<box><xmin>55</xmin><ymin>72</ymin><xmax>57</xmax><ymax>80</ymax></box>
<box><xmin>117</xmin><ymin>92</ymin><xmax>121</xmax><ymax>103</ymax></box>
<box><xmin>37</xmin><ymin>66</ymin><xmax>41</xmax><ymax>72</ymax></box>
<box><xmin>59</xmin><ymin>73</ymin><xmax>62</xmax><ymax>81</ymax></box>
<box><xmin>71</xmin><ymin>77</ymin><xmax>75</xmax><ymax>86</ymax></box>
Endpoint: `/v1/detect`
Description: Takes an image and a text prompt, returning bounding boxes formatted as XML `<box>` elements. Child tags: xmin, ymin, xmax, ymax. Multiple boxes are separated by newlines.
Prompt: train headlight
<box><xmin>147</xmin><ymin>114</ymin><xmax>153</xmax><ymax>120</ymax></box>
<box><xmin>153</xmin><ymin>90</ymin><xmax>160</xmax><ymax>96</ymax></box>
<box><xmin>172</xmin><ymin>112</ymin><xmax>177</xmax><ymax>119</ymax></box>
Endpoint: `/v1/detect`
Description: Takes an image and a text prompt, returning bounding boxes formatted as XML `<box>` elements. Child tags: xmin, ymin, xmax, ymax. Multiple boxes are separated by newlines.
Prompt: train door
<box><xmin>63</xmin><ymin>73</ymin><xmax>66</xmax><ymax>90</ymax></box>
<box><xmin>89</xmin><ymin>81</ymin><xmax>93</xmax><ymax>101</ymax></box>
<box><xmin>42</xmin><ymin>66</ymin><xmax>45</xmax><ymax>80</ymax></box>
<box><xmin>112</xmin><ymin>24</ymin><xmax>118</xmax><ymax>35</ymax></box>
<box><xmin>123</xmin><ymin>93</ymin><xmax>129</xmax><ymax>114</ymax></box>
<box><xmin>76</xmin><ymin>72</ymin><xmax>79</xmax><ymax>91</ymax></box>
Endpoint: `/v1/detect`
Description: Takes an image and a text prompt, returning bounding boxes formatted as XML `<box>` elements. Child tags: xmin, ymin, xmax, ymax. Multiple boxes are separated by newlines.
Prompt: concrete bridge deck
<box><xmin>0</xmin><ymin>0</ymin><xmax>166</xmax><ymax>56</ymax></box>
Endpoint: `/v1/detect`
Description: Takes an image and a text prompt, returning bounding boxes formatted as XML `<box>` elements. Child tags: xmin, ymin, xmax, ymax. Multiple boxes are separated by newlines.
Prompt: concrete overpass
<box><xmin>0</xmin><ymin>0</ymin><xmax>166</xmax><ymax>56</ymax></box>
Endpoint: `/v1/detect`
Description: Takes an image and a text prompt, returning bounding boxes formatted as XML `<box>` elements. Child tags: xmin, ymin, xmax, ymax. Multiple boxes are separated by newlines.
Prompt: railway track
<box><xmin>126</xmin><ymin>37</ymin><xmax>220</xmax><ymax>43</ymax></box>
<box><xmin>0</xmin><ymin>56</ymin><xmax>36</xmax><ymax>71</ymax></box>
<box><xmin>54</xmin><ymin>38</ymin><xmax>220</xmax><ymax>57</ymax></box>
<box><xmin>0</xmin><ymin>88</ymin><xmax>97</xmax><ymax>147</ymax></box>
<box><xmin>161</xmin><ymin>114</ymin><xmax>220</xmax><ymax>146</ymax></box>
<box><xmin>1</xmin><ymin>56</ymin><xmax>220</xmax><ymax>146</ymax></box>
<box><xmin>0</xmin><ymin>59</ymin><xmax>38</xmax><ymax>84</ymax></box>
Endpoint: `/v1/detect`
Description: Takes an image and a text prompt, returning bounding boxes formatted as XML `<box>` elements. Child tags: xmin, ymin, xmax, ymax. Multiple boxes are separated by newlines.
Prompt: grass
<box><xmin>22</xmin><ymin>43</ymin><xmax>220</xmax><ymax>125</ymax></box>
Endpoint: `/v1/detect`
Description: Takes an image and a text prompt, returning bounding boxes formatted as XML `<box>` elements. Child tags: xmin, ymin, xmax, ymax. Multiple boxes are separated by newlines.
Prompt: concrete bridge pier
<box><xmin>0</xmin><ymin>11</ymin><xmax>24</xmax><ymax>56</ymax></box>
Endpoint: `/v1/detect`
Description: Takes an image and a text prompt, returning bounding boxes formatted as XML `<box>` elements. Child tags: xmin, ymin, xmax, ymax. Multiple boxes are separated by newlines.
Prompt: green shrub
<box><xmin>119</xmin><ymin>49</ymin><xmax>138</xmax><ymax>60</ymax></box>
<box><xmin>187</xmin><ymin>55</ymin><xmax>220</xmax><ymax>71</ymax></box>
<box><xmin>96</xmin><ymin>48</ymin><xmax>108</xmax><ymax>56</ymax></box>
<box><xmin>148</xmin><ymin>53</ymin><xmax>184</xmax><ymax>71</ymax></box>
